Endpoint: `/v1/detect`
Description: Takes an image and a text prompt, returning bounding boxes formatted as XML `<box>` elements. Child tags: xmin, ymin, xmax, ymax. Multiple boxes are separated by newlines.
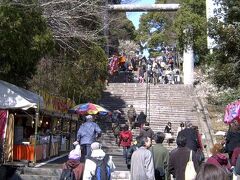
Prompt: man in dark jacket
<box><xmin>150</xmin><ymin>132</ymin><xmax>169</xmax><ymax>180</ymax></box>
<box><xmin>137</xmin><ymin>111</ymin><xmax>147</xmax><ymax>129</ymax></box>
<box><xmin>126</xmin><ymin>136</ymin><xmax>141</xmax><ymax>169</ymax></box>
<box><xmin>168</xmin><ymin>134</ymin><xmax>199</xmax><ymax>180</ymax></box>
<box><xmin>177</xmin><ymin>121</ymin><xmax>199</xmax><ymax>152</ymax></box>
<box><xmin>139</xmin><ymin>122</ymin><xmax>154</xmax><ymax>140</ymax></box>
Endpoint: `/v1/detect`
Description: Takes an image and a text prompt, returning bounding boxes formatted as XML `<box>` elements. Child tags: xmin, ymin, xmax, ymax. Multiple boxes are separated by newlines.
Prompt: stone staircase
<box><xmin>99</xmin><ymin>83</ymin><xmax>201</xmax><ymax>138</ymax></box>
<box><xmin>98</xmin><ymin>83</ymin><xmax>211</xmax><ymax>176</ymax></box>
<box><xmin>18</xmin><ymin>83</ymin><xmax>212</xmax><ymax>180</ymax></box>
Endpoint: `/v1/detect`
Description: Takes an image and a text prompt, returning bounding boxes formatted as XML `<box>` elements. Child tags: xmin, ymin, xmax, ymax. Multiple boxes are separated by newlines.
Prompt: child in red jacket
<box><xmin>119</xmin><ymin>124</ymin><xmax>132</xmax><ymax>164</ymax></box>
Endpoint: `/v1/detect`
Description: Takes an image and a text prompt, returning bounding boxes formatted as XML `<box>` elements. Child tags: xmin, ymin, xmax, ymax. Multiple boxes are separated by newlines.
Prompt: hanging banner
<box><xmin>40</xmin><ymin>91</ymin><xmax>75</xmax><ymax>113</ymax></box>
<box><xmin>0</xmin><ymin>110</ymin><xmax>8</xmax><ymax>141</ymax></box>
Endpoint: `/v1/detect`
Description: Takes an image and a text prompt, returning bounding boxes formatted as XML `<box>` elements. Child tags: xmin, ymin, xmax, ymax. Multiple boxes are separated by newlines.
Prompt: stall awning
<box><xmin>0</xmin><ymin>80</ymin><xmax>43</xmax><ymax>110</ymax></box>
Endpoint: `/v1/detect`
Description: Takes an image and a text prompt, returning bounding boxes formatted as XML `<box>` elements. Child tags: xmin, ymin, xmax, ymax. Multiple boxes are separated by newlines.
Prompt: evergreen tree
<box><xmin>137</xmin><ymin>0</ymin><xmax>177</xmax><ymax>57</ymax></box>
<box><xmin>0</xmin><ymin>2</ymin><xmax>53</xmax><ymax>87</ymax></box>
<box><xmin>208</xmin><ymin>0</ymin><xmax>240</xmax><ymax>88</ymax></box>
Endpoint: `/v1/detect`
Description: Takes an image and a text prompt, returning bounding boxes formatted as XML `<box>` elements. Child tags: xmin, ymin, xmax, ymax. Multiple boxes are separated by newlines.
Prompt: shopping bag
<box><xmin>185</xmin><ymin>150</ymin><xmax>197</xmax><ymax>180</ymax></box>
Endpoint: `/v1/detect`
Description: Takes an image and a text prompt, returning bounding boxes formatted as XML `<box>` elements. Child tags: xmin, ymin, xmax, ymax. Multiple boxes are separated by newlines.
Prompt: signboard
<box><xmin>206</xmin><ymin>0</ymin><xmax>224</xmax><ymax>49</ymax></box>
<box><xmin>41</xmin><ymin>91</ymin><xmax>75</xmax><ymax>113</ymax></box>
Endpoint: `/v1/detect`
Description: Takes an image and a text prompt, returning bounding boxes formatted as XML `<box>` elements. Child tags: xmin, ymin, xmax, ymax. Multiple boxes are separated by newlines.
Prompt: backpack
<box><xmin>60</xmin><ymin>168</ymin><xmax>76</xmax><ymax>180</ymax></box>
<box><xmin>89</xmin><ymin>155</ymin><xmax>111</xmax><ymax>180</ymax></box>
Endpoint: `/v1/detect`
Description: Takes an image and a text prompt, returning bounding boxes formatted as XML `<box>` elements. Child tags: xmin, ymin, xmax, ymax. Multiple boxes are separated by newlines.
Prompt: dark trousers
<box><xmin>80</xmin><ymin>144</ymin><xmax>91</xmax><ymax>162</ymax></box>
<box><xmin>123</xmin><ymin>147</ymin><xmax>130</xmax><ymax>164</ymax></box>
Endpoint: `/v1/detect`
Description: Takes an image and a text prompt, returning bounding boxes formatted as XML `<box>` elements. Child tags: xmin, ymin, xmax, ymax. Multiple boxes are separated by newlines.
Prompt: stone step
<box><xmin>98</xmin><ymin>83</ymin><xmax>203</xmax><ymax>171</ymax></box>
<box><xmin>20</xmin><ymin>175</ymin><xmax>59</xmax><ymax>180</ymax></box>
<box><xmin>21</xmin><ymin>169</ymin><xmax>130</xmax><ymax>180</ymax></box>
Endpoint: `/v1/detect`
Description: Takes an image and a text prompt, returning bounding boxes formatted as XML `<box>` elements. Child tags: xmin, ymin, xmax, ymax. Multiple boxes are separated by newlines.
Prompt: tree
<box><xmin>108</xmin><ymin>0</ymin><xmax>137</xmax><ymax>55</ymax></box>
<box><xmin>136</xmin><ymin>0</ymin><xmax>177</xmax><ymax>57</ymax></box>
<box><xmin>207</xmin><ymin>1</ymin><xmax>240</xmax><ymax>88</ymax></box>
<box><xmin>173</xmin><ymin>0</ymin><xmax>207</xmax><ymax>60</ymax></box>
<box><xmin>118</xmin><ymin>39</ymin><xmax>139</xmax><ymax>54</ymax></box>
<box><xmin>0</xmin><ymin>2</ymin><xmax>54</xmax><ymax>87</ymax></box>
<box><xmin>29</xmin><ymin>43</ymin><xmax>108</xmax><ymax>103</ymax></box>
<box><xmin>38</xmin><ymin>0</ymin><xmax>107</xmax><ymax>51</ymax></box>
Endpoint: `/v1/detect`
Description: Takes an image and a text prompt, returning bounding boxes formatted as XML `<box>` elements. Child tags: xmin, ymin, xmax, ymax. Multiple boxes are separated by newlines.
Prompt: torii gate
<box><xmin>106</xmin><ymin>3</ymin><xmax>194</xmax><ymax>85</ymax></box>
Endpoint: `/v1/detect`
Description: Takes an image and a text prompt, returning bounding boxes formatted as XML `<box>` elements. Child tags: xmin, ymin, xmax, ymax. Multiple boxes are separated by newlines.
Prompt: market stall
<box><xmin>0</xmin><ymin>80</ymin><xmax>43</xmax><ymax>163</ymax></box>
<box><xmin>0</xmin><ymin>80</ymin><xmax>77</xmax><ymax>163</ymax></box>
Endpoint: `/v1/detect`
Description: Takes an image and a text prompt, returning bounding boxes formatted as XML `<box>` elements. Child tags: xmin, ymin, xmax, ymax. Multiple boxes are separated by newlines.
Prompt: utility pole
<box><xmin>148</xmin><ymin>80</ymin><xmax>150</xmax><ymax>124</ymax></box>
<box><xmin>104</xmin><ymin>0</ymin><xmax>110</xmax><ymax>56</ymax></box>
<box><xmin>145</xmin><ymin>73</ymin><xmax>148</xmax><ymax>116</ymax></box>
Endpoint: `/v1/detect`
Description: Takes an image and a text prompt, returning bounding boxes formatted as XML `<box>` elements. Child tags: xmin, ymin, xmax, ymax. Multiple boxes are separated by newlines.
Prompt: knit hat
<box><xmin>68</xmin><ymin>144</ymin><xmax>81</xmax><ymax>160</ymax></box>
<box><xmin>91</xmin><ymin>142</ymin><xmax>101</xmax><ymax>150</ymax></box>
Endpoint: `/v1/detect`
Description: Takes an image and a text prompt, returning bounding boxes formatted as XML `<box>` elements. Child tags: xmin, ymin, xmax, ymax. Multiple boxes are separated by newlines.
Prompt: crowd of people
<box><xmin>107</xmin><ymin>51</ymin><xmax>181</xmax><ymax>85</ymax></box>
<box><xmin>60</xmin><ymin>105</ymin><xmax>240</xmax><ymax>180</ymax></box>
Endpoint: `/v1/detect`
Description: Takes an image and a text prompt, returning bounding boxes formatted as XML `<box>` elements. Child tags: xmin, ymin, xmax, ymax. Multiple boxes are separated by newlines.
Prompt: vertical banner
<box><xmin>0</xmin><ymin>110</ymin><xmax>8</xmax><ymax>141</ymax></box>
<box><xmin>0</xmin><ymin>110</ymin><xmax>8</xmax><ymax>163</ymax></box>
<box><xmin>206</xmin><ymin>0</ymin><xmax>224</xmax><ymax>49</ymax></box>
<box><xmin>5</xmin><ymin>113</ymin><xmax>14</xmax><ymax>162</ymax></box>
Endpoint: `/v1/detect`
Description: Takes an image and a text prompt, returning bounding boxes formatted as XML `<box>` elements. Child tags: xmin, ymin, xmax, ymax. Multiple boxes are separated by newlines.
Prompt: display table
<box><xmin>13</xmin><ymin>142</ymin><xmax>59</xmax><ymax>162</ymax></box>
<box><xmin>13</xmin><ymin>144</ymin><xmax>43</xmax><ymax>161</ymax></box>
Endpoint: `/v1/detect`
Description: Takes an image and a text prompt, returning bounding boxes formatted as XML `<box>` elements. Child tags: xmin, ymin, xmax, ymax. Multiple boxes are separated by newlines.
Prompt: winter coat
<box><xmin>126</xmin><ymin>144</ymin><xmax>139</xmax><ymax>166</ymax></box>
<box><xmin>231</xmin><ymin>147</ymin><xmax>240</xmax><ymax>166</ymax></box>
<box><xmin>77</xmin><ymin>121</ymin><xmax>101</xmax><ymax>145</ymax></box>
<box><xmin>206</xmin><ymin>153</ymin><xmax>231</xmax><ymax>170</ymax></box>
<box><xmin>140</xmin><ymin>127</ymin><xmax>154</xmax><ymax>139</ymax></box>
<box><xmin>119</xmin><ymin>130</ymin><xmax>132</xmax><ymax>147</ymax></box>
<box><xmin>164</xmin><ymin>125</ymin><xmax>172</xmax><ymax>133</ymax></box>
<box><xmin>83</xmin><ymin>149</ymin><xmax>115</xmax><ymax>180</ymax></box>
<box><xmin>130</xmin><ymin>147</ymin><xmax>155</xmax><ymax>180</ymax></box>
<box><xmin>127</xmin><ymin>107</ymin><xmax>136</xmax><ymax>119</ymax></box>
<box><xmin>63</xmin><ymin>160</ymin><xmax>84</xmax><ymax>180</ymax></box>
<box><xmin>168</xmin><ymin>147</ymin><xmax>199</xmax><ymax>180</ymax></box>
<box><xmin>177</xmin><ymin>128</ymin><xmax>199</xmax><ymax>152</ymax></box>
<box><xmin>150</xmin><ymin>143</ymin><xmax>169</xmax><ymax>179</ymax></box>
<box><xmin>137</xmin><ymin>112</ymin><xmax>147</xmax><ymax>124</ymax></box>
<box><xmin>226</xmin><ymin>131</ymin><xmax>240</xmax><ymax>153</ymax></box>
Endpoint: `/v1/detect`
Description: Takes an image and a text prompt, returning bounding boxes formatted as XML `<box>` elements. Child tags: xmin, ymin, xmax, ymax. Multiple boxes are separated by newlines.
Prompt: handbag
<box><xmin>185</xmin><ymin>150</ymin><xmax>197</xmax><ymax>180</ymax></box>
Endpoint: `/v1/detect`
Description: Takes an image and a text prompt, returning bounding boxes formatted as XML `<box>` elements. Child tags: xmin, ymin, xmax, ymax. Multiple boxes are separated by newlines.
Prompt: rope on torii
<box><xmin>107</xmin><ymin>4</ymin><xmax>180</xmax><ymax>12</ymax></box>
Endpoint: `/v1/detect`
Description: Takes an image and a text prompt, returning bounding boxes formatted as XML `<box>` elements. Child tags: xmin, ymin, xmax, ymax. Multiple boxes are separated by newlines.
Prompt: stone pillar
<box><xmin>183</xmin><ymin>26</ymin><xmax>194</xmax><ymax>85</ymax></box>
<box><xmin>183</xmin><ymin>44</ymin><xmax>194</xmax><ymax>85</ymax></box>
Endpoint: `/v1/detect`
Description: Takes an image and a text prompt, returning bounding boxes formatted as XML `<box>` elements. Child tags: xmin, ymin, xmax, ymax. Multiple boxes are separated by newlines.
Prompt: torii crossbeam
<box><xmin>108</xmin><ymin>4</ymin><xmax>180</xmax><ymax>12</ymax></box>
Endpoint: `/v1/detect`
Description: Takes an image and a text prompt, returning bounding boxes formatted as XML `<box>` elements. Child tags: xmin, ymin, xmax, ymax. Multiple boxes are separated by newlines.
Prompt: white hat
<box><xmin>86</xmin><ymin>115</ymin><xmax>93</xmax><ymax>121</ymax></box>
<box><xmin>91</xmin><ymin>142</ymin><xmax>101</xmax><ymax>150</ymax></box>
